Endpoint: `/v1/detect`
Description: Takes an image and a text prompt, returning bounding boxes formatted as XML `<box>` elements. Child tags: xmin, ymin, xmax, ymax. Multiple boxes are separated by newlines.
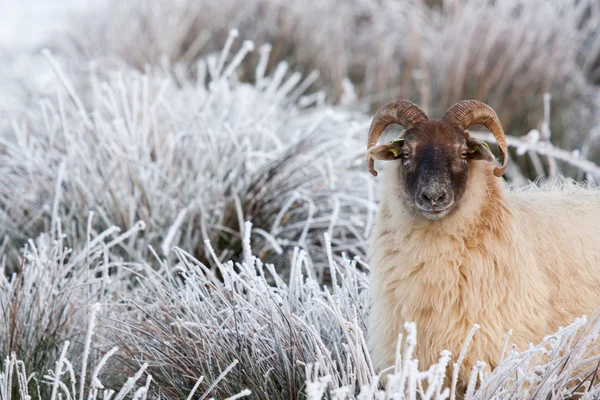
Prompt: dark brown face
<box><xmin>367</xmin><ymin>120</ymin><xmax>493</xmax><ymax>220</ymax></box>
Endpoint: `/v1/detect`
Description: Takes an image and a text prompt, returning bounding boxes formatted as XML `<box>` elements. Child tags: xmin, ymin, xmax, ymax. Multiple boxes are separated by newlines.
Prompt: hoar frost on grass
<box><xmin>114</xmin><ymin>223</ymin><xmax>600</xmax><ymax>398</ymax></box>
<box><xmin>0</xmin><ymin>218</ymin><xmax>146</xmax><ymax>398</ymax></box>
<box><xmin>0</xmin><ymin>221</ymin><xmax>250</xmax><ymax>399</ymax></box>
<box><xmin>65</xmin><ymin>0</ymin><xmax>600</xmax><ymax>152</ymax></box>
<box><xmin>2</xmin><ymin>4</ymin><xmax>600</xmax><ymax>398</ymax></box>
<box><xmin>4</xmin><ymin>223</ymin><xmax>600</xmax><ymax>398</ymax></box>
<box><xmin>0</xmin><ymin>32</ymin><xmax>377</xmax><ymax>275</ymax></box>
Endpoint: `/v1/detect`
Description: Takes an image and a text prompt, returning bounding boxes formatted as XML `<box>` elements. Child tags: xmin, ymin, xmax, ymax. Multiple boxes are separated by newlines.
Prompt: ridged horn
<box><xmin>367</xmin><ymin>100</ymin><xmax>428</xmax><ymax>176</ymax></box>
<box><xmin>443</xmin><ymin>100</ymin><xmax>508</xmax><ymax>177</ymax></box>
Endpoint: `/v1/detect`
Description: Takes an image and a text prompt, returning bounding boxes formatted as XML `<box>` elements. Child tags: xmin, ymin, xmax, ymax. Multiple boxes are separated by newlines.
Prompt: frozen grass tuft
<box><xmin>0</xmin><ymin>220</ymin><xmax>147</xmax><ymax>398</ymax></box>
<box><xmin>0</xmin><ymin>38</ymin><xmax>376</xmax><ymax>274</ymax></box>
<box><xmin>4</xmin><ymin>226</ymin><xmax>600</xmax><ymax>398</ymax></box>
<box><xmin>0</xmin><ymin>225</ymin><xmax>252</xmax><ymax>399</ymax></box>
<box><xmin>102</xmin><ymin>229</ymin><xmax>600</xmax><ymax>398</ymax></box>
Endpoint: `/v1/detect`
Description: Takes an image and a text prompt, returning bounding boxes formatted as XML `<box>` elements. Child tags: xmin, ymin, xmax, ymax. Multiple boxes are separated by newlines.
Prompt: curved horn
<box><xmin>367</xmin><ymin>100</ymin><xmax>428</xmax><ymax>176</ymax></box>
<box><xmin>443</xmin><ymin>100</ymin><xmax>507</xmax><ymax>177</ymax></box>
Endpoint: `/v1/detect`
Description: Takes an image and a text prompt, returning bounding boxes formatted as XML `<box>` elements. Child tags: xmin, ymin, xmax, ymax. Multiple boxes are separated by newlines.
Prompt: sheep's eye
<box><xmin>402</xmin><ymin>151</ymin><xmax>410</xmax><ymax>159</ymax></box>
<box><xmin>460</xmin><ymin>150</ymin><xmax>468</xmax><ymax>159</ymax></box>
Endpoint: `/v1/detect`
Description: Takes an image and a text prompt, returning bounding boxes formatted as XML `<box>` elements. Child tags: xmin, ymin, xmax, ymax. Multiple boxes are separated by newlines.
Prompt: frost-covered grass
<box><xmin>4</xmin><ymin>224</ymin><xmax>600</xmax><ymax>399</ymax></box>
<box><xmin>106</xmin><ymin>222</ymin><xmax>600</xmax><ymax>399</ymax></box>
<box><xmin>0</xmin><ymin>39</ymin><xmax>376</xmax><ymax>273</ymax></box>
<box><xmin>2</xmin><ymin>0</ymin><xmax>600</xmax><ymax>398</ymax></box>
<box><xmin>0</xmin><ymin>222</ymin><xmax>145</xmax><ymax>398</ymax></box>
<box><xmin>66</xmin><ymin>0</ymin><xmax>600</xmax><ymax>151</ymax></box>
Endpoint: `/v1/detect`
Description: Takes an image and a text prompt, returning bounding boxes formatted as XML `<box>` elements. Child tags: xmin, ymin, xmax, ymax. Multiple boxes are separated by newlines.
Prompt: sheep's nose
<box><xmin>420</xmin><ymin>189</ymin><xmax>446</xmax><ymax>207</ymax></box>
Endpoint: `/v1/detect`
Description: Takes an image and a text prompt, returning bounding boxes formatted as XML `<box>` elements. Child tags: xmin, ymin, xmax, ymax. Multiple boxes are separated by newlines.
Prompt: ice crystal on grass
<box><xmin>0</xmin><ymin>222</ymin><xmax>144</xmax><ymax>398</ymax></box>
<box><xmin>0</xmin><ymin>37</ymin><xmax>376</xmax><ymax>276</ymax></box>
<box><xmin>66</xmin><ymin>0</ymin><xmax>600</xmax><ymax>151</ymax></box>
<box><xmin>105</xmin><ymin>225</ymin><xmax>600</xmax><ymax>399</ymax></box>
<box><xmin>3</xmin><ymin>223</ymin><xmax>600</xmax><ymax>398</ymax></box>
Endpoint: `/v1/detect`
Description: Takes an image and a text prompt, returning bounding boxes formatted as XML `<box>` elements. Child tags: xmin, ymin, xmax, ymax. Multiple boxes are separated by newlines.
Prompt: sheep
<box><xmin>365</xmin><ymin>99</ymin><xmax>600</xmax><ymax>392</ymax></box>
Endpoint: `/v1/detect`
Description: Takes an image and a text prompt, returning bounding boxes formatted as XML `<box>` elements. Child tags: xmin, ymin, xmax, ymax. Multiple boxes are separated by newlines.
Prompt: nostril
<box><xmin>420</xmin><ymin>190</ymin><xmax>447</xmax><ymax>205</ymax></box>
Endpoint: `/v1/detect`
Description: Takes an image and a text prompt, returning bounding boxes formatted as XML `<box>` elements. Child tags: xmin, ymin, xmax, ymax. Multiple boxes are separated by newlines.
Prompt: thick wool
<box><xmin>368</xmin><ymin>160</ymin><xmax>600</xmax><ymax>386</ymax></box>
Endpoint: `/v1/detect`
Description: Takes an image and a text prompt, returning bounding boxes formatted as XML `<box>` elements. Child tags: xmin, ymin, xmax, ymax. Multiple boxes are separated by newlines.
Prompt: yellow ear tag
<box><xmin>389</xmin><ymin>148</ymin><xmax>400</xmax><ymax>157</ymax></box>
<box><xmin>469</xmin><ymin>142</ymin><xmax>490</xmax><ymax>154</ymax></box>
<box><xmin>389</xmin><ymin>138</ymin><xmax>404</xmax><ymax>157</ymax></box>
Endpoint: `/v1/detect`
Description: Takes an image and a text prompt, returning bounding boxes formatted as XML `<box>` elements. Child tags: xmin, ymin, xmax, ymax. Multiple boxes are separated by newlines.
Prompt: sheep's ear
<box><xmin>466</xmin><ymin>136</ymin><xmax>494</xmax><ymax>162</ymax></box>
<box><xmin>368</xmin><ymin>138</ymin><xmax>405</xmax><ymax>161</ymax></box>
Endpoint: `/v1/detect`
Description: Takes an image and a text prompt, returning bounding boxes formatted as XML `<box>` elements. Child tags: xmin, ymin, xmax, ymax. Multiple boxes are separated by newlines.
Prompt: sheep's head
<box><xmin>367</xmin><ymin>100</ymin><xmax>507</xmax><ymax>220</ymax></box>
